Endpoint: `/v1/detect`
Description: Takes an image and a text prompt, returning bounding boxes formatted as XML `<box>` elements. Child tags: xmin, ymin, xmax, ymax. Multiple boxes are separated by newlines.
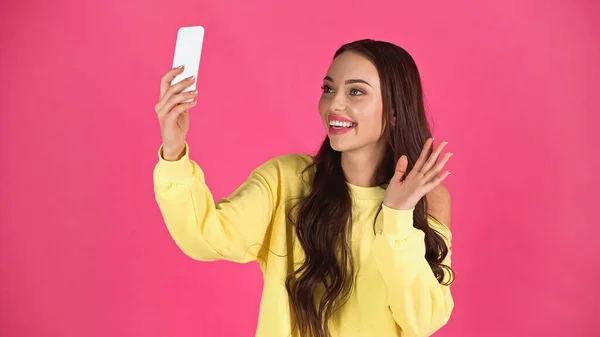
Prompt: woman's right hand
<box><xmin>155</xmin><ymin>66</ymin><xmax>199</xmax><ymax>161</ymax></box>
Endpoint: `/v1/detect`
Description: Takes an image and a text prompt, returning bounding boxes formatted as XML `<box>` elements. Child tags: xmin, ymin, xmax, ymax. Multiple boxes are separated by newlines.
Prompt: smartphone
<box><xmin>171</xmin><ymin>26</ymin><xmax>205</xmax><ymax>100</ymax></box>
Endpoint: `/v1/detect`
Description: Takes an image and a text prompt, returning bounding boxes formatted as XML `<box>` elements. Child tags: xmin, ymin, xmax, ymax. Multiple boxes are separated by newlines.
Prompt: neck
<box><xmin>341</xmin><ymin>142</ymin><xmax>386</xmax><ymax>187</ymax></box>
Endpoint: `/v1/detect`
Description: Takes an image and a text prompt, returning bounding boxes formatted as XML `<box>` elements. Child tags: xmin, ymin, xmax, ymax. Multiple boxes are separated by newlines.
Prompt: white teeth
<box><xmin>329</xmin><ymin>120</ymin><xmax>354</xmax><ymax>128</ymax></box>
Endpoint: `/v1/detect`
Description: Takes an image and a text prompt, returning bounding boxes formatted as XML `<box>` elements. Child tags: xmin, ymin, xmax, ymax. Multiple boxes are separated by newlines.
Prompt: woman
<box><xmin>153</xmin><ymin>39</ymin><xmax>454</xmax><ymax>337</ymax></box>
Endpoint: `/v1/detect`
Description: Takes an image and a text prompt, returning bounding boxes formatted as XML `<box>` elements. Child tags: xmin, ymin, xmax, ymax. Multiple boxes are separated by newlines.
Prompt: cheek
<box><xmin>361</xmin><ymin>119</ymin><xmax>384</xmax><ymax>140</ymax></box>
<box><xmin>356</xmin><ymin>100</ymin><xmax>383</xmax><ymax>134</ymax></box>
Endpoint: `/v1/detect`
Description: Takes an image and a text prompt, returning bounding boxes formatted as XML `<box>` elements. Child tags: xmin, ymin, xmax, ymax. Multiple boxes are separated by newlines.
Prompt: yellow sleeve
<box><xmin>153</xmin><ymin>143</ymin><xmax>277</xmax><ymax>263</ymax></box>
<box><xmin>373</xmin><ymin>205</ymin><xmax>454</xmax><ymax>337</ymax></box>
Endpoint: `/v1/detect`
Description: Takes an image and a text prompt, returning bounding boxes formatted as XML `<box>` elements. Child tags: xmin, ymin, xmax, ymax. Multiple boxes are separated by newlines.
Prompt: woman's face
<box><xmin>318</xmin><ymin>51</ymin><xmax>385</xmax><ymax>154</ymax></box>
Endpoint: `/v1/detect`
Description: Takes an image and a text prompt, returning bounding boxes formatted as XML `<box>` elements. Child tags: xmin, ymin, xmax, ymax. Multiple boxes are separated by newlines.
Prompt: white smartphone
<box><xmin>171</xmin><ymin>26</ymin><xmax>205</xmax><ymax>100</ymax></box>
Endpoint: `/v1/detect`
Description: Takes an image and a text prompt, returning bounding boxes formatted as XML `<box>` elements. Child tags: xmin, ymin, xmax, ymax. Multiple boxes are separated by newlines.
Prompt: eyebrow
<box><xmin>324</xmin><ymin>76</ymin><xmax>373</xmax><ymax>88</ymax></box>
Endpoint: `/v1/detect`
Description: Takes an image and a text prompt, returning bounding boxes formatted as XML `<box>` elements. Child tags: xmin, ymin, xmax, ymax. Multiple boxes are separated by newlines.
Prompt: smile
<box><xmin>329</xmin><ymin>120</ymin><xmax>356</xmax><ymax>128</ymax></box>
<box><xmin>327</xmin><ymin>116</ymin><xmax>357</xmax><ymax>135</ymax></box>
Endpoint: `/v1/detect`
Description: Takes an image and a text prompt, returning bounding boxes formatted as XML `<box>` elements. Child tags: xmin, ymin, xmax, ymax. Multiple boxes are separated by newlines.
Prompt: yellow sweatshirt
<box><xmin>153</xmin><ymin>143</ymin><xmax>454</xmax><ymax>337</ymax></box>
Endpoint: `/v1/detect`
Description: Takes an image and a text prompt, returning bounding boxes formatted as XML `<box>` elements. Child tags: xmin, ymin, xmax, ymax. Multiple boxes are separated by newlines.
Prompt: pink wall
<box><xmin>1</xmin><ymin>0</ymin><xmax>598</xmax><ymax>336</ymax></box>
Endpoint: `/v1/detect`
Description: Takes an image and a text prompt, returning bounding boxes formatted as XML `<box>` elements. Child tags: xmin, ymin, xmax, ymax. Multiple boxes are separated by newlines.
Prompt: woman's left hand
<box><xmin>383</xmin><ymin>138</ymin><xmax>453</xmax><ymax>210</ymax></box>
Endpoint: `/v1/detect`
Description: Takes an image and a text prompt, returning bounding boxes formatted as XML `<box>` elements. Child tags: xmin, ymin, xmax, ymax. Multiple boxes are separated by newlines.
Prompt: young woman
<box><xmin>153</xmin><ymin>39</ymin><xmax>454</xmax><ymax>337</ymax></box>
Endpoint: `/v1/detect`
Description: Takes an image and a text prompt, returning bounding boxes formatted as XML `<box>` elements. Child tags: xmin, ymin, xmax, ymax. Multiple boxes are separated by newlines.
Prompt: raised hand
<box><xmin>383</xmin><ymin>138</ymin><xmax>453</xmax><ymax>210</ymax></box>
<box><xmin>155</xmin><ymin>66</ymin><xmax>199</xmax><ymax>161</ymax></box>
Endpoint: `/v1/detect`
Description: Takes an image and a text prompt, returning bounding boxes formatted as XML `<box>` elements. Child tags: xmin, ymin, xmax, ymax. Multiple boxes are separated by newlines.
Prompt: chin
<box><xmin>328</xmin><ymin>134</ymin><xmax>385</xmax><ymax>155</ymax></box>
<box><xmin>328</xmin><ymin>136</ymin><xmax>356</xmax><ymax>153</ymax></box>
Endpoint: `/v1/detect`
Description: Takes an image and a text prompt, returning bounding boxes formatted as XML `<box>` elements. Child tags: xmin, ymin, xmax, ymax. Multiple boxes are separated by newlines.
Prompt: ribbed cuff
<box><xmin>155</xmin><ymin>142</ymin><xmax>194</xmax><ymax>182</ymax></box>
<box><xmin>381</xmin><ymin>204</ymin><xmax>415</xmax><ymax>239</ymax></box>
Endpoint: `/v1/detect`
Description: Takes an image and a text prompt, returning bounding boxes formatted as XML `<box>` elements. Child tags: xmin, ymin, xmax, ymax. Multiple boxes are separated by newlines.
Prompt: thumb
<box><xmin>392</xmin><ymin>155</ymin><xmax>408</xmax><ymax>183</ymax></box>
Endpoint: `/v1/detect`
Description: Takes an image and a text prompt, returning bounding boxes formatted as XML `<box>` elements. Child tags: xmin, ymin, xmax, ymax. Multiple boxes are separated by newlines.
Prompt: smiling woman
<box><xmin>153</xmin><ymin>39</ymin><xmax>454</xmax><ymax>337</ymax></box>
<box><xmin>319</xmin><ymin>52</ymin><xmax>384</xmax><ymax>157</ymax></box>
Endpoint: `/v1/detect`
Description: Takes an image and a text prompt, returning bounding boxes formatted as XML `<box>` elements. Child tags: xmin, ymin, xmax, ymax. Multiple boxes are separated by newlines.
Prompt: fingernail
<box><xmin>190</xmin><ymin>90</ymin><xmax>198</xmax><ymax>94</ymax></box>
<box><xmin>187</xmin><ymin>75</ymin><xmax>195</xmax><ymax>80</ymax></box>
<box><xmin>191</xmin><ymin>100</ymin><xmax>197</xmax><ymax>105</ymax></box>
<box><xmin>175</xmin><ymin>65</ymin><xmax>183</xmax><ymax>69</ymax></box>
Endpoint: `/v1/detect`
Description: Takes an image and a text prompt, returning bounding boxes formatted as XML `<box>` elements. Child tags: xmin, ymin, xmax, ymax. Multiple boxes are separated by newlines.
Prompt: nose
<box><xmin>329</xmin><ymin>93</ymin><xmax>347</xmax><ymax>111</ymax></box>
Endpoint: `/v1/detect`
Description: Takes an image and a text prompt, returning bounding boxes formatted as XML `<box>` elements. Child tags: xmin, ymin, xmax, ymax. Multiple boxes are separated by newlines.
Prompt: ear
<box><xmin>390</xmin><ymin>112</ymin><xmax>397</xmax><ymax>126</ymax></box>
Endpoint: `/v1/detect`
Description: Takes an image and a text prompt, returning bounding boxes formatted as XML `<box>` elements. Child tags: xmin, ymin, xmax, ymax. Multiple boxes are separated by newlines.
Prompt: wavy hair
<box><xmin>285</xmin><ymin>39</ymin><xmax>454</xmax><ymax>337</ymax></box>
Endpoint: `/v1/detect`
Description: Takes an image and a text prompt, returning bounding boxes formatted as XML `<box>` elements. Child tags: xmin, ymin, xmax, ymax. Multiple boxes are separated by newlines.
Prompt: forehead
<box><xmin>326</xmin><ymin>51</ymin><xmax>380</xmax><ymax>85</ymax></box>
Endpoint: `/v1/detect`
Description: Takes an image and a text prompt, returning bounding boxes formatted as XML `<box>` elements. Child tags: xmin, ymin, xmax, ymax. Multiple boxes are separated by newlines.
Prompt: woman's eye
<box><xmin>350</xmin><ymin>88</ymin><xmax>364</xmax><ymax>96</ymax></box>
<box><xmin>321</xmin><ymin>85</ymin><xmax>334</xmax><ymax>93</ymax></box>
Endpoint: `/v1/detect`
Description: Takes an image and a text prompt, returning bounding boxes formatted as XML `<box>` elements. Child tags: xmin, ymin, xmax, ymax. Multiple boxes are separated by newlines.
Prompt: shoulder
<box><xmin>255</xmin><ymin>153</ymin><xmax>314</xmax><ymax>174</ymax></box>
<box><xmin>249</xmin><ymin>153</ymin><xmax>314</xmax><ymax>199</ymax></box>
<box><xmin>271</xmin><ymin>153</ymin><xmax>314</xmax><ymax>168</ymax></box>
<box><xmin>251</xmin><ymin>153</ymin><xmax>314</xmax><ymax>185</ymax></box>
<box><xmin>426</xmin><ymin>184</ymin><xmax>452</xmax><ymax>229</ymax></box>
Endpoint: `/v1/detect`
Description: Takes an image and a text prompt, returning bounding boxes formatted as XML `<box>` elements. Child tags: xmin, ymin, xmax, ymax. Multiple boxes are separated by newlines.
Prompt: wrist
<box><xmin>382</xmin><ymin>201</ymin><xmax>415</xmax><ymax>211</ymax></box>
<box><xmin>161</xmin><ymin>144</ymin><xmax>186</xmax><ymax>161</ymax></box>
<box><xmin>380</xmin><ymin>204</ymin><xmax>415</xmax><ymax>238</ymax></box>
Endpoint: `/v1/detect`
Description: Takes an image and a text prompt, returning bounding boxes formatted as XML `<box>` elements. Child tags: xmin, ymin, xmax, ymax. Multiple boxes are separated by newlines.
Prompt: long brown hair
<box><xmin>285</xmin><ymin>39</ymin><xmax>454</xmax><ymax>337</ymax></box>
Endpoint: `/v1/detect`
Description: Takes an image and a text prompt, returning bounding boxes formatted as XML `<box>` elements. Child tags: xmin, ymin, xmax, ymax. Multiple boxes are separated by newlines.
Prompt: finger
<box><xmin>391</xmin><ymin>155</ymin><xmax>408</xmax><ymax>183</ymax></box>
<box><xmin>423</xmin><ymin>152</ymin><xmax>453</xmax><ymax>183</ymax></box>
<box><xmin>156</xmin><ymin>90</ymin><xmax>198</xmax><ymax>116</ymax></box>
<box><xmin>412</xmin><ymin>138</ymin><xmax>435</xmax><ymax>174</ymax></box>
<box><xmin>168</xmin><ymin>100</ymin><xmax>198</xmax><ymax>117</ymax></box>
<box><xmin>160</xmin><ymin>66</ymin><xmax>185</xmax><ymax>99</ymax></box>
<box><xmin>422</xmin><ymin>171</ymin><xmax>451</xmax><ymax>193</ymax></box>
<box><xmin>169</xmin><ymin>75</ymin><xmax>196</xmax><ymax>96</ymax></box>
<box><xmin>157</xmin><ymin>75</ymin><xmax>196</xmax><ymax>112</ymax></box>
<box><xmin>157</xmin><ymin>75</ymin><xmax>197</xmax><ymax>112</ymax></box>
<box><xmin>421</xmin><ymin>140</ymin><xmax>449</xmax><ymax>174</ymax></box>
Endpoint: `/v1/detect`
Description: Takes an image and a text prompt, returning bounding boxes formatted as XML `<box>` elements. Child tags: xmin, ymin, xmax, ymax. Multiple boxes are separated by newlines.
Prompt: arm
<box><xmin>373</xmin><ymin>202</ymin><xmax>454</xmax><ymax>336</ymax></box>
<box><xmin>153</xmin><ymin>143</ymin><xmax>277</xmax><ymax>263</ymax></box>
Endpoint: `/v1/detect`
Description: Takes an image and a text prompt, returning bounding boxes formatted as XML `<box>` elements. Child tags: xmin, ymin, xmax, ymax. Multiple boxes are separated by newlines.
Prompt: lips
<box><xmin>327</xmin><ymin>114</ymin><xmax>356</xmax><ymax>135</ymax></box>
<box><xmin>327</xmin><ymin>115</ymin><xmax>356</xmax><ymax>124</ymax></box>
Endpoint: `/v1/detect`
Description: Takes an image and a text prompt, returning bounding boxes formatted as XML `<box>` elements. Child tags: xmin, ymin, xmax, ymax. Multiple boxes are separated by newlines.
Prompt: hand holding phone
<box><xmin>154</xmin><ymin>26</ymin><xmax>205</xmax><ymax>161</ymax></box>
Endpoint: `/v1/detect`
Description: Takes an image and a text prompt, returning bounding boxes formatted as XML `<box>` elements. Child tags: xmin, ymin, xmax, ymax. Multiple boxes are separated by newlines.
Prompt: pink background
<box><xmin>1</xmin><ymin>0</ymin><xmax>598</xmax><ymax>336</ymax></box>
